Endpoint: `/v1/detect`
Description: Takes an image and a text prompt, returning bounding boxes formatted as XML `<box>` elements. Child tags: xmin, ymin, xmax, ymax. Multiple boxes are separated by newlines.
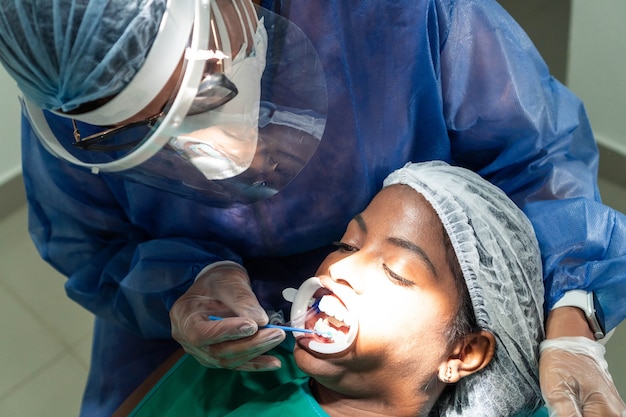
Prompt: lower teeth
<box><xmin>314</xmin><ymin>318</ymin><xmax>349</xmax><ymax>343</ymax></box>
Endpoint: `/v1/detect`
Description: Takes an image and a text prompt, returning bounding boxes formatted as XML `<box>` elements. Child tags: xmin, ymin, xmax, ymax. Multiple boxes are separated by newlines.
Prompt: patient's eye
<box><xmin>383</xmin><ymin>264</ymin><xmax>415</xmax><ymax>287</ymax></box>
<box><xmin>332</xmin><ymin>241</ymin><xmax>358</xmax><ymax>252</ymax></box>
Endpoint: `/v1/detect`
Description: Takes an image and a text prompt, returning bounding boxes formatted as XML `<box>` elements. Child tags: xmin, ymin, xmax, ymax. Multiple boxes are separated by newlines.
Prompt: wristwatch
<box><xmin>552</xmin><ymin>290</ymin><xmax>606</xmax><ymax>340</ymax></box>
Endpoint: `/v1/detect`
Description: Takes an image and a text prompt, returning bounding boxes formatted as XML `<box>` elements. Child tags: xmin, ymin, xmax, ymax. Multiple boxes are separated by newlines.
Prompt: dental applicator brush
<box><xmin>208</xmin><ymin>316</ymin><xmax>333</xmax><ymax>339</ymax></box>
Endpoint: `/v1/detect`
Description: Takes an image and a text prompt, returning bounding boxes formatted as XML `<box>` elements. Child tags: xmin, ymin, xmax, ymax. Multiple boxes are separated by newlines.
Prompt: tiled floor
<box><xmin>0</xmin><ymin>206</ymin><xmax>93</xmax><ymax>417</ymax></box>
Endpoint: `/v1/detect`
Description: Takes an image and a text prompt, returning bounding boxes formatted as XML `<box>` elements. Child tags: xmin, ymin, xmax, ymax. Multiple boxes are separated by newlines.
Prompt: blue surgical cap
<box><xmin>0</xmin><ymin>0</ymin><xmax>167</xmax><ymax>112</ymax></box>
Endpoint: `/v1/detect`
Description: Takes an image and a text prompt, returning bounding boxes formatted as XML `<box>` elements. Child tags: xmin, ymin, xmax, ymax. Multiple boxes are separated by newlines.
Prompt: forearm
<box><xmin>30</xmin><ymin>197</ymin><xmax>242</xmax><ymax>337</ymax></box>
<box><xmin>546</xmin><ymin>307</ymin><xmax>594</xmax><ymax>340</ymax></box>
<box><xmin>527</xmin><ymin>198</ymin><xmax>626</xmax><ymax>332</ymax></box>
<box><xmin>23</xmin><ymin>125</ymin><xmax>243</xmax><ymax>337</ymax></box>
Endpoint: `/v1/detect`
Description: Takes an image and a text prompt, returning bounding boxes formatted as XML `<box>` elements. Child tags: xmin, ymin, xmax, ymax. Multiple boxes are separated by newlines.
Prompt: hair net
<box><xmin>384</xmin><ymin>161</ymin><xmax>544</xmax><ymax>417</ymax></box>
<box><xmin>0</xmin><ymin>0</ymin><xmax>166</xmax><ymax>112</ymax></box>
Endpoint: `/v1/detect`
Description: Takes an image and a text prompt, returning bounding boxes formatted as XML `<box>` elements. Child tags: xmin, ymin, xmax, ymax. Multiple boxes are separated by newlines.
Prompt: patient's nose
<box><xmin>327</xmin><ymin>254</ymin><xmax>366</xmax><ymax>294</ymax></box>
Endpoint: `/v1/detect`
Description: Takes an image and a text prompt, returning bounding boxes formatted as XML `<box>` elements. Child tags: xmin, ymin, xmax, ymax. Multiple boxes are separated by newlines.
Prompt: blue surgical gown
<box><xmin>19</xmin><ymin>0</ymin><xmax>626</xmax><ymax>415</ymax></box>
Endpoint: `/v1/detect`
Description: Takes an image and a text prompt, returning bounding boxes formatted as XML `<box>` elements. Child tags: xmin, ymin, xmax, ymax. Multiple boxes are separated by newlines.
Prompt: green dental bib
<box><xmin>123</xmin><ymin>347</ymin><xmax>327</xmax><ymax>417</ymax></box>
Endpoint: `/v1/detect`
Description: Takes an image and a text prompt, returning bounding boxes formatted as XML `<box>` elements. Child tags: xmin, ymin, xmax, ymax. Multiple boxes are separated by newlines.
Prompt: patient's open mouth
<box><xmin>287</xmin><ymin>277</ymin><xmax>359</xmax><ymax>354</ymax></box>
<box><xmin>304</xmin><ymin>289</ymin><xmax>355</xmax><ymax>344</ymax></box>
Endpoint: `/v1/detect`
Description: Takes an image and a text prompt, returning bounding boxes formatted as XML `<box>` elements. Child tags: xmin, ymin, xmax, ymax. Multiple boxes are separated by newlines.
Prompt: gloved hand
<box><xmin>540</xmin><ymin>336</ymin><xmax>626</xmax><ymax>417</ymax></box>
<box><xmin>170</xmin><ymin>261</ymin><xmax>286</xmax><ymax>371</ymax></box>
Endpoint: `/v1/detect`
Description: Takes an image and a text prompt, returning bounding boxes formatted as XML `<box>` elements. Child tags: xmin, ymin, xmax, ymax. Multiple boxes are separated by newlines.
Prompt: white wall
<box><xmin>567</xmin><ymin>0</ymin><xmax>626</xmax><ymax>156</ymax></box>
<box><xmin>0</xmin><ymin>68</ymin><xmax>22</xmax><ymax>185</ymax></box>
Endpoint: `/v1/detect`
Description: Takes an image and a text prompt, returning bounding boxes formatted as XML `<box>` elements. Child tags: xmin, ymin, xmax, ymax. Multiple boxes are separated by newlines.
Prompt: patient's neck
<box><xmin>309</xmin><ymin>376</ymin><xmax>443</xmax><ymax>417</ymax></box>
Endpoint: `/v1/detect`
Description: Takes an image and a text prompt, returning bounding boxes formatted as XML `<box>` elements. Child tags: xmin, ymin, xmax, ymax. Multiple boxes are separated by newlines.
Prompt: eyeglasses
<box><xmin>72</xmin><ymin>36</ymin><xmax>238</xmax><ymax>151</ymax></box>
<box><xmin>186</xmin><ymin>62</ymin><xmax>238</xmax><ymax>116</ymax></box>
<box><xmin>72</xmin><ymin>112</ymin><xmax>163</xmax><ymax>152</ymax></box>
<box><xmin>187</xmin><ymin>18</ymin><xmax>238</xmax><ymax>115</ymax></box>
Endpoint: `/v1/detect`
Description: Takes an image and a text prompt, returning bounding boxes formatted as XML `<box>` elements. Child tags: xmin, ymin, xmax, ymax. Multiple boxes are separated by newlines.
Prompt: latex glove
<box><xmin>170</xmin><ymin>261</ymin><xmax>286</xmax><ymax>371</ymax></box>
<box><xmin>540</xmin><ymin>337</ymin><xmax>626</xmax><ymax>417</ymax></box>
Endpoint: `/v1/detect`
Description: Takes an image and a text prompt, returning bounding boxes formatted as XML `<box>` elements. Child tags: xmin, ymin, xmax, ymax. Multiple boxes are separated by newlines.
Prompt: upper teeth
<box><xmin>318</xmin><ymin>295</ymin><xmax>354</xmax><ymax>327</ymax></box>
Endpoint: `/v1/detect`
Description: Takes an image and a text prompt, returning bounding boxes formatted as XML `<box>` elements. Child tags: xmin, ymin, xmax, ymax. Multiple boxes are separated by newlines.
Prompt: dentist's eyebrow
<box><xmin>388</xmin><ymin>237</ymin><xmax>437</xmax><ymax>277</ymax></box>
<box><xmin>353</xmin><ymin>213</ymin><xmax>368</xmax><ymax>234</ymax></box>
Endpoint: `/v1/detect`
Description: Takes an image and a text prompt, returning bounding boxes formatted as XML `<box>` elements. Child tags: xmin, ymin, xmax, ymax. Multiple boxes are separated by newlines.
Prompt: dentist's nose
<box><xmin>327</xmin><ymin>255</ymin><xmax>366</xmax><ymax>294</ymax></box>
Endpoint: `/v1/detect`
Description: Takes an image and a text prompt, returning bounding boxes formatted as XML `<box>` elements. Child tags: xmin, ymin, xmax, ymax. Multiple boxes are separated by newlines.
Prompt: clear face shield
<box><xmin>21</xmin><ymin>0</ymin><xmax>327</xmax><ymax>207</ymax></box>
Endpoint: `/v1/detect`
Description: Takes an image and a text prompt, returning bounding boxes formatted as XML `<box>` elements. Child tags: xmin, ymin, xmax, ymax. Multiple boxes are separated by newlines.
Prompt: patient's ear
<box><xmin>438</xmin><ymin>330</ymin><xmax>496</xmax><ymax>384</ymax></box>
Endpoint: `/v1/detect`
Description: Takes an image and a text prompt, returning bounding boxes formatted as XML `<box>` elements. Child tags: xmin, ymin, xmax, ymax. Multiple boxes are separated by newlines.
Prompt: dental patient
<box><xmin>125</xmin><ymin>161</ymin><xmax>545</xmax><ymax>417</ymax></box>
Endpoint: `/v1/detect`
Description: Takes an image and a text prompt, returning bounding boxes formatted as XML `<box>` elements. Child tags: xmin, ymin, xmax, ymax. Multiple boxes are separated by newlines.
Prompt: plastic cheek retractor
<box><xmin>282</xmin><ymin>277</ymin><xmax>359</xmax><ymax>354</ymax></box>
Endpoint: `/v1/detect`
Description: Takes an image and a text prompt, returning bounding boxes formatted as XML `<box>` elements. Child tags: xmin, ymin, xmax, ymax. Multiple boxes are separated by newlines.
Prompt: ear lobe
<box><xmin>439</xmin><ymin>330</ymin><xmax>496</xmax><ymax>384</ymax></box>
